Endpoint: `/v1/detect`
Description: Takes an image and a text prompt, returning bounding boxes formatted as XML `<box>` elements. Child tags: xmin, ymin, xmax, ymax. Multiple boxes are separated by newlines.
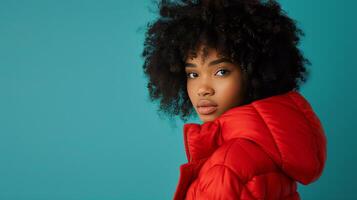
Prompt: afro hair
<box><xmin>142</xmin><ymin>0</ymin><xmax>310</xmax><ymax>122</ymax></box>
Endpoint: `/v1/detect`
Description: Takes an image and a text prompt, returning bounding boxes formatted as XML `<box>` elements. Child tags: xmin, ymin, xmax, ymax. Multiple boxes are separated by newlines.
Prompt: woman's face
<box><xmin>185</xmin><ymin>46</ymin><xmax>247</xmax><ymax>123</ymax></box>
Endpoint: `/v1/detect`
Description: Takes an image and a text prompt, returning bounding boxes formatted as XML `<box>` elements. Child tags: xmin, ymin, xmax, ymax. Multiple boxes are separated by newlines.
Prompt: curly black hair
<box><xmin>142</xmin><ymin>0</ymin><xmax>310</xmax><ymax>122</ymax></box>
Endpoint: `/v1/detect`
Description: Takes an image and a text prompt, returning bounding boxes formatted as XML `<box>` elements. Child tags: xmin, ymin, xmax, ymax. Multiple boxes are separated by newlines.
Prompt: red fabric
<box><xmin>173</xmin><ymin>91</ymin><xmax>327</xmax><ymax>200</ymax></box>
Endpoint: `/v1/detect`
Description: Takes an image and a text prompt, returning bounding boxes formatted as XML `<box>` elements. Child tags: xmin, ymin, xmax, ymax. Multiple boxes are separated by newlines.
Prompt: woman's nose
<box><xmin>197</xmin><ymin>86</ymin><xmax>214</xmax><ymax>96</ymax></box>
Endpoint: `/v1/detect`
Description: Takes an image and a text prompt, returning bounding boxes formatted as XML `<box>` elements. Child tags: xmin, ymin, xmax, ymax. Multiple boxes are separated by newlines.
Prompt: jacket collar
<box><xmin>182</xmin><ymin>90</ymin><xmax>327</xmax><ymax>185</ymax></box>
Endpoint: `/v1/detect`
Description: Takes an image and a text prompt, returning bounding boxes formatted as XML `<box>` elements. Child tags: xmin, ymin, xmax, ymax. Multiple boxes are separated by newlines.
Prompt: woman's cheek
<box><xmin>217</xmin><ymin>77</ymin><xmax>244</xmax><ymax>107</ymax></box>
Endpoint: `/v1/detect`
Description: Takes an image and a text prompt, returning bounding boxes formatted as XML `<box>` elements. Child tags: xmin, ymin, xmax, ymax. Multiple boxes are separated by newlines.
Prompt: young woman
<box><xmin>142</xmin><ymin>0</ymin><xmax>327</xmax><ymax>199</ymax></box>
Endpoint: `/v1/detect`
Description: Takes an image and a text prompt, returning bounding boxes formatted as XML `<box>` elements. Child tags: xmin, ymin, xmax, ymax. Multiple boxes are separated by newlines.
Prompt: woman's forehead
<box><xmin>186</xmin><ymin>46</ymin><xmax>224</xmax><ymax>64</ymax></box>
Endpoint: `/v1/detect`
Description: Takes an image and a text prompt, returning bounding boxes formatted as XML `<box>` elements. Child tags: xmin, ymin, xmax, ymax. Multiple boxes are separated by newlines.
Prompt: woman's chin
<box><xmin>199</xmin><ymin>113</ymin><xmax>219</xmax><ymax>123</ymax></box>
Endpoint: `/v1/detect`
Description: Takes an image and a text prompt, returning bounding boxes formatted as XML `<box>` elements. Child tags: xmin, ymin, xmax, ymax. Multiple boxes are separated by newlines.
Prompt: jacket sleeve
<box><xmin>192</xmin><ymin>164</ymin><xmax>246</xmax><ymax>200</ymax></box>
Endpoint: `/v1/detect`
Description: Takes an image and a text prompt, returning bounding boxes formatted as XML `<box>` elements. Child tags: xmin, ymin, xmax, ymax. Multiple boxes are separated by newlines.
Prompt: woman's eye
<box><xmin>216</xmin><ymin>69</ymin><xmax>230</xmax><ymax>76</ymax></box>
<box><xmin>186</xmin><ymin>69</ymin><xmax>230</xmax><ymax>79</ymax></box>
<box><xmin>186</xmin><ymin>72</ymin><xmax>197</xmax><ymax>79</ymax></box>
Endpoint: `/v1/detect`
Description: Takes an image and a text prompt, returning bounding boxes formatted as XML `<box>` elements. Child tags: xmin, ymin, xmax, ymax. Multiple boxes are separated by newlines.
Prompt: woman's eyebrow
<box><xmin>185</xmin><ymin>58</ymin><xmax>232</xmax><ymax>68</ymax></box>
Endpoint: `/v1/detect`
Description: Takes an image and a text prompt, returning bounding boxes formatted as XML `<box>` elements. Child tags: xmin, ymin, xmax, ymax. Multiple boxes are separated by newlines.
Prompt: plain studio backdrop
<box><xmin>0</xmin><ymin>0</ymin><xmax>355</xmax><ymax>199</ymax></box>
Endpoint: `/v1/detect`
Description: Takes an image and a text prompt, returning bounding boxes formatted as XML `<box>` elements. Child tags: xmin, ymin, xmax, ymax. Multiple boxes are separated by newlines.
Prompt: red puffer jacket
<box><xmin>173</xmin><ymin>91</ymin><xmax>327</xmax><ymax>200</ymax></box>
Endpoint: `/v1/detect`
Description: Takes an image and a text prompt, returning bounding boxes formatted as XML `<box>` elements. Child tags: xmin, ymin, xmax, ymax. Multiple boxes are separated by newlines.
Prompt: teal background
<box><xmin>0</xmin><ymin>0</ymin><xmax>355</xmax><ymax>199</ymax></box>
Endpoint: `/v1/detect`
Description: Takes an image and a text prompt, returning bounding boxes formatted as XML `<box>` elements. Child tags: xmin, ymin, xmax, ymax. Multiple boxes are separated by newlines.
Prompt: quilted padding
<box><xmin>173</xmin><ymin>91</ymin><xmax>327</xmax><ymax>200</ymax></box>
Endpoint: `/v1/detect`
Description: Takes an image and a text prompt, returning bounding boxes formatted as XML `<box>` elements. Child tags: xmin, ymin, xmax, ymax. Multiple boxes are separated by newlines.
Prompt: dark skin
<box><xmin>185</xmin><ymin>45</ymin><xmax>247</xmax><ymax>123</ymax></box>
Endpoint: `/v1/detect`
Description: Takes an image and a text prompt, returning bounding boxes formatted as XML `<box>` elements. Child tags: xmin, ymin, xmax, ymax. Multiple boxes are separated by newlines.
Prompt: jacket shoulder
<box><xmin>188</xmin><ymin>138</ymin><xmax>300</xmax><ymax>199</ymax></box>
<box><xmin>200</xmin><ymin>138</ymin><xmax>279</xmax><ymax>183</ymax></box>
<box><xmin>189</xmin><ymin>163</ymin><xmax>299</xmax><ymax>200</ymax></box>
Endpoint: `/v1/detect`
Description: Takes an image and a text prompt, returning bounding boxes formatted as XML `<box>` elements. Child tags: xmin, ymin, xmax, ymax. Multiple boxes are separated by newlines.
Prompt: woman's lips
<box><xmin>197</xmin><ymin>106</ymin><xmax>217</xmax><ymax>115</ymax></box>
